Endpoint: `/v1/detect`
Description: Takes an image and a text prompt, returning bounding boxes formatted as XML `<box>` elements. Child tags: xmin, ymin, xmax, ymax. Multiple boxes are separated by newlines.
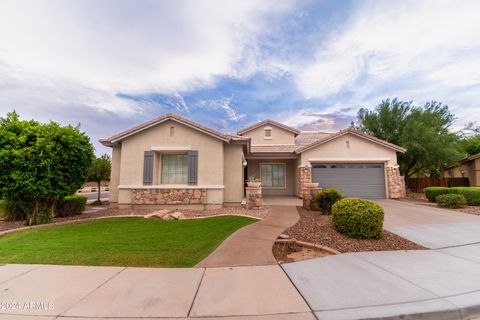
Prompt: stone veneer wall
<box><xmin>386</xmin><ymin>167</ymin><xmax>406</xmax><ymax>199</ymax></box>
<box><xmin>303</xmin><ymin>187</ymin><xmax>321</xmax><ymax>210</ymax></box>
<box><xmin>297</xmin><ymin>166</ymin><xmax>312</xmax><ymax>198</ymax></box>
<box><xmin>132</xmin><ymin>188</ymin><xmax>207</xmax><ymax>205</ymax></box>
<box><xmin>245</xmin><ymin>186</ymin><xmax>262</xmax><ymax>209</ymax></box>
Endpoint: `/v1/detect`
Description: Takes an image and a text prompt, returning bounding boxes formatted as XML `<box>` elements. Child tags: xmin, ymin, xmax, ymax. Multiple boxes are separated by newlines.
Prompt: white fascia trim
<box><xmin>119</xmin><ymin>184</ymin><xmax>224</xmax><ymax>189</ymax></box>
<box><xmin>308</xmin><ymin>158</ymin><xmax>390</xmax><ymax>163</ymax></box>
<box><xmin>151</xmin><ymin>146</ymin><xmax>192</xmax><ymax>151</ymax></box>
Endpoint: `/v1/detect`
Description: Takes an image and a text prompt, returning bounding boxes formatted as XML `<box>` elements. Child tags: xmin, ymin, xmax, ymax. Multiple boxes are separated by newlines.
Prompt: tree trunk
<box><xmin>97</xmin><ymin>180</ymin><xmax>101</xmax><ymax>202</ymax></box>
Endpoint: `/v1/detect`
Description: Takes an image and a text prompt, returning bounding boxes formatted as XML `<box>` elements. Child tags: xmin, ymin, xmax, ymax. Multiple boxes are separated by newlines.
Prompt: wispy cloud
<box><xmin>0</xmin><ymin>0</ymin><xmax>479</xmax><ymax>154</ymax></box>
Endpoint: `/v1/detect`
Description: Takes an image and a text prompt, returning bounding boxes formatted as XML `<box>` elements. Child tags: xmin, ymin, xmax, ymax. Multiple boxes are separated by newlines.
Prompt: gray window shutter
<box><xmin>143</xmin><ymin>151</ymin><xmax>154</xmax><ymax>185</ymax></box>
<box><xmin>188</xmin><ymin>150</ymin><xmax>198</xmax><ymax>185</ymax></box>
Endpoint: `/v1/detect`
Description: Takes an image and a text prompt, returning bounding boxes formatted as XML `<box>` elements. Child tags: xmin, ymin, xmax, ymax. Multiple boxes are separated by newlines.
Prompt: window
<box><xmin>261</xmin><ymin>163</ymin><xmax>285</xmax><ymax>188</ymax></box>
<box><xmin>264</xmin><ymin>128</ymin><xmax>272</xmax><ymax>138</ymax></box>
<box><xmin>161</xmin><ymin>154</ymin><xmax>188</xmax><ymax>184</ymax></box>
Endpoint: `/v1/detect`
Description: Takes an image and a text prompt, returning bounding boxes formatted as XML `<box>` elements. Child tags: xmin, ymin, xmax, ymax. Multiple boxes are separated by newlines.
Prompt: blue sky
<box><xmin>1</xmin><ymin>0</ymin><xmax>479</xmax><ymax>155</ymax></box>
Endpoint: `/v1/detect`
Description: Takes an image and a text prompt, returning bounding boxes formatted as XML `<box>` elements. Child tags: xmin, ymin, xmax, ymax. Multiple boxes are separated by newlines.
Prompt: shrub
<box><xmin>332</xmin><ymin>198</ymin><xmax>384</xmax><ymax>239</ymax></box>
<box><xmin>451</xmin><ymin>187</ymin><xmax>480</xmax><ymax>206</ymax></box>
<box><xmin>314</xmin><ymin>188</ymin><xmax>344</xmax><ymax>214</ymax></box>
<box><xmin>424</xmin><ymin>186</ymin><xmax>480</xmax><ymax>206</ymax></box>
<box><xmin>424</xmin><ymin>187</ymin><xmax>451</xmax><ymax>202</ymax></box>
<box><xmin>436</xmin><ymin>194</ymin><xmax>467</xmax><ymax>209</ymax></box>
<box><xmin>55</xmin><ymin>195</ymin><xmax>87</xmax><ymax>217</ymax></box>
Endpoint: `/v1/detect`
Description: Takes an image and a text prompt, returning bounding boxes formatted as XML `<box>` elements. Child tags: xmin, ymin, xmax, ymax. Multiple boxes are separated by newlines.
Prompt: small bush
<box><xmin>436</xmin><ymin>194</ymin><xmax>467</xmax><ymax>209</ymax></box>
<box><xmin>332</xmin><ymin>198</ymin><xmax>384</xmax><ymax>239</ymax></box>
<box><xmin>424</xmin><ymin>187</ymin><xmax>451</xmax><ymax>202</ymax></box>
<box><xmin>314</xmin><ymin>188</ymin><xmax>344</xmax><ymax>214</ymax></box>
<box><xmin>3</xmin><ymin>200</ymin><xmax>30</xmax><ymax>221</ymax></box>
<box><xmin>451</xmin><ymin>187</ymin><xmax>480</xmax><ymax>206</ymax></box>
<box><xmin>55</xmin><ymin>195</ymin><xmax>87</xmax><ymax>217</ymax></box>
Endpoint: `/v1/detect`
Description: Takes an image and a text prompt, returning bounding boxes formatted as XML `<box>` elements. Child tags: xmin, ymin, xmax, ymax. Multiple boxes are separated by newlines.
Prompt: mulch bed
<box><xmin>284</xmin><ymin>207</ymin><xmax>425</xmax><ymax>253</ymax></box>
<box><xmin>0</xmin><ymin>204</ymin><xmax>268</xmax><ymax>233</ymax></box>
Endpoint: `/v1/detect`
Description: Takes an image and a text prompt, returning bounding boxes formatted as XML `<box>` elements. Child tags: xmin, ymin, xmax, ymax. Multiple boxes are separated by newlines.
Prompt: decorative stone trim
<box><xmin>297</xmin><ymin>165</ymin><xmax>312</xmax><ymax>198</ymax></box>
<box><xmin>132</xmin><ymin>188</ymin><xmax>207</xmax><ymax>205</ymax></box>
<box><xmin>303</xmin><ymin>187</ymin><xmax>321</xmax><ymax>210</ymax></box>
<box><xmin>245</xmin><ymin>186</ymin><xmax>262</xmax><ymax>209</ymax></box>
<box><xmin>386</xmin><ymin>166</ymin><xmax>406</xmax><ymax>199</ymax></box>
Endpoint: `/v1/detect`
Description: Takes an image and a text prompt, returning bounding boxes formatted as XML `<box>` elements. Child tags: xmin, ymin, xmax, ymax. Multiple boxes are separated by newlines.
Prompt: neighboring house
<box><xmin>444</xmin><ymin>153</ymin><xmax>480</xmax><ymax>186</ymax></box>
<box><xmin>100</xmin><ymin>114</ymin><xmax>406</xmax><ymax>209</ymax></box>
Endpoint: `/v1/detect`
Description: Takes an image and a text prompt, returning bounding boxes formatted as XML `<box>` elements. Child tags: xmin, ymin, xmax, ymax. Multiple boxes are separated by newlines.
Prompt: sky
<box><xmin>1</xmin><ymin>0</ymin><xmax>479</xmax><ymax>155</ymax></box>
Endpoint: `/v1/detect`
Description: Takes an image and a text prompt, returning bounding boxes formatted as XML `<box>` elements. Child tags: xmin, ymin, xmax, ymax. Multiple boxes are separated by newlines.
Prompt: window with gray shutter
<box><xmin>143</xmin><ymin>151</ymin><xmax>154</xmax><ymax>185</ymax></box>
<box><xmin>187</xmin><ymin>150</ymin><xmax>198</xmax><ymax>185</ymax></box>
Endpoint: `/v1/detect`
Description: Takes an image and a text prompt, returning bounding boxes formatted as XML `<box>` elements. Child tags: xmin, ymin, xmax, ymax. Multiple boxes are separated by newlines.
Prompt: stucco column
<box><xmin>245</xmin><ymin>186</ymin><xmax>262</xmax><ymax>209</ymax></box>
<box><xmin>297</xmin><ymin>165</ymin><xmax>312</xmax><ymax>198</ymax></box>
<box><xmin>386</xmin><ymin>166</ymin><xmax>406</xmax><ymax>199</ymax></box>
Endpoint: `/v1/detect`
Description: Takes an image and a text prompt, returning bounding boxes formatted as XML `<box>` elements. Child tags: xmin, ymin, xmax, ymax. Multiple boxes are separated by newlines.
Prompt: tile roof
<box><xmin>237</xmin><ymin>119</ymin><xmax>300</xmax><ymax>135</ymax></box>
<box><xmin>444</xmin><ymin>153</ymin><xmax>480</xmax><ymax>169</ymax></box>
<box><xmin>294</xmin><ymin>132</ymin><xmax>332</xmax><ymax>148</ymax></box>
<box><xmin>100</xmin><ymin>113</ymin><xmax>249</xmax><ymax>146</ymax></box>
<box><xmin>250</xmin><ymin>145</ymin><xmax>297</xmax><ymax>153</ymax></box>
<box><xmin>294</xmin><ymin>128</ymin><xmax>406</xmax><ymax>153</ymax></box>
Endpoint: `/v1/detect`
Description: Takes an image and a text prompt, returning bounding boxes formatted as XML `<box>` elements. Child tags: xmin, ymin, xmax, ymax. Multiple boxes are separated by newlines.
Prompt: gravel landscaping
<box><xmin>0</xmin><ymin>204</ymin><xmax>268</xmax><ymax>233</ymax></box>
<box><xmin>284</xmin><ymin>207</ymin><xmax>424</xmax><ymax>253</ymax></box>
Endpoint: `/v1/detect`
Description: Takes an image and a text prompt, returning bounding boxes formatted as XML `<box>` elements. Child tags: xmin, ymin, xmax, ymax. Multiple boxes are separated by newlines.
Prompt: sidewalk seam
<box><xmin>279</xmin><ymin>263</ymin><xmax>319</xmax><ymax>320</ymax></box>
<box><xmin>57</xmin><ymin>266</ymin><xmax>127</xmax><ymax>318</ymax></box>
<box><xmin>187</xmin><ymin>267</ymin><xmax>206</xmax><ymax>317</ymax></box>
<box><xmin>0</xmin><ymin>264</ymin><xmax>43</xmax><ymax>285</ymax></box>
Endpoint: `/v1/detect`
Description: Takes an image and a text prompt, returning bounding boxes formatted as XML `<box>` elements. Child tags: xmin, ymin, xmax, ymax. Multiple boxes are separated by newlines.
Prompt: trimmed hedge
<box><xmin>424</xmin><ymin>187</ymin><xmax>480</xmax><ymax>206</ymax></box>
<box><xmin>332</xmin><ymin>198</ymin><xmax>384</xmax><ymax>239</ymax></box>
<box><xmin>314</xmin><ymin>188</ymin><xmax>344</xmax><ymax>214</ymax></box>
<box><xmin>436</xmin><ymin>194</ymin><xmax>467</xmax><ymax>209</ymax></box>
<box><xmin>55</xmin><ymin>195</ymin><xmax>87</xmax><ymax>217</ymax></box>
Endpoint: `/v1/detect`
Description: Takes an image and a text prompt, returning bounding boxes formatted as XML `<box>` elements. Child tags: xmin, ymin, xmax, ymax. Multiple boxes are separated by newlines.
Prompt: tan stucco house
<box><xmin>444</xmin><ymin>153</ymin><xmax>480</xmax><ymax>186</ymax></box>
<box><xmin>100</xmin><ymin>113</ymin><xmax>406</xmax><ymax>209</ymax></box>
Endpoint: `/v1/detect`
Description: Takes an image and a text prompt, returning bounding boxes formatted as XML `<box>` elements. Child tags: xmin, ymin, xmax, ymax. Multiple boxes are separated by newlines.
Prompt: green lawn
<box><xmin>0</xmin><ymin>216</ymin><xmax>256</xmax><ymax>267</ymax></box>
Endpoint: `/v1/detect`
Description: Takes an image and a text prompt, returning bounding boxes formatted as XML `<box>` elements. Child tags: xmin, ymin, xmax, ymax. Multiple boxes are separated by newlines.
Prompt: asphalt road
<box><xmin>78</xmin><ymin>192</ymin><xmax>110</xmax><ymax>200</ymax></box>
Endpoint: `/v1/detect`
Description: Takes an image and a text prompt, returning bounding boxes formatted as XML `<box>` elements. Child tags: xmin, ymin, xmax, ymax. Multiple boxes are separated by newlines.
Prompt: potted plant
<box><xmin>246</xmin><ymin>177</ymin><xmax>261</xmax><ymax>188</ymax></box>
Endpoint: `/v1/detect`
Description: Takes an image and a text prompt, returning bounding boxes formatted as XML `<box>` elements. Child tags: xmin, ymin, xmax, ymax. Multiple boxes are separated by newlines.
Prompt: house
<box><xmin>444</xmin><ymin>153</ymin><xmax>480</xmax><ymax>186</ymax></box>
<box><xmin>100</xmin><ymin>113</ymin><xmax>406</xmax><ymax>209</ymax></box>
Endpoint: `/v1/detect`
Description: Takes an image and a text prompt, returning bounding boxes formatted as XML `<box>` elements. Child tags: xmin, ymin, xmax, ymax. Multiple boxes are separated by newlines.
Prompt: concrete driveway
<box><xmin>378</xmin><ymin>199</ymin><xmax>480</xmax><ymax>249</ymax></box>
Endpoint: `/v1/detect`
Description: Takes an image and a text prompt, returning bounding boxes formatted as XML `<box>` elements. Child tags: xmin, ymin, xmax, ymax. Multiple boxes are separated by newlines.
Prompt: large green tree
<box><xmin>357</xmin><ymin>99</ymin><xmax>464</xmax><ymax>179</ymax></box>
<box><xmin>87</xmin><ymin>154</ymin><xmax>111</xmax><ymax>205</ymax></box>
<box><xmin>462</xmin><ymin>135</ymin><xmax>480</xmax><ymax>156</ymax></box>
<box><xmin>0</xmin><ymin>111</ymin><xmax>94</xmax><ymax>225</ymax></box>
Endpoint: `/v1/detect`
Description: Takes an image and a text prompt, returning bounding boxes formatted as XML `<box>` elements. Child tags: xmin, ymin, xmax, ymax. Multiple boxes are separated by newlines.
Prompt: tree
<box><xmin>0</xmin><ymin>111</ymin><xmax>94</xmax><ymax>225</ymax></box>
<box><xmin>463</xmin><ymin>135</ymin><xmax>480</xmax><ymax>156</ymax></box>
<box><xmin>87</xmin><ymin>154</ymin><xmax>111</xmax><ymax>205</ymax></box>
<box><xmin>357</xmin><ymin>99</ymin><xmax>464</xmax><ymax>179</ymax></box>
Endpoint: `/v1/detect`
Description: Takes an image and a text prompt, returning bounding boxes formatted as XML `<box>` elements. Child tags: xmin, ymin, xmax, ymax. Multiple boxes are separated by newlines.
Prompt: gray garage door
<box><xmin>312</xmin><ymin>163</ymin><xmax>386</xmax><ymax>199</ymax></box>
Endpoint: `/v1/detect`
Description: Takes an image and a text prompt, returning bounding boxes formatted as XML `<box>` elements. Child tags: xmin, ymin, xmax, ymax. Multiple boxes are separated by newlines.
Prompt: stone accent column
<box><xmin>386</xmin><ymin>166</ymin><xmax>406</xmax><ymax>199</ymax></box>
<box><xmin>297</xmin><ymin>165</ymin><xmax>312</xmax><ymax>198</ymax></box>
<box><xmin>245</xmin><ymin>186</ymin><xmax>262</xmax><ymax>209</ymax></box>
<box><xmin>303</xmin><ymin>187</ymin><xmax>321</xmax><ymax>210</ymax></box>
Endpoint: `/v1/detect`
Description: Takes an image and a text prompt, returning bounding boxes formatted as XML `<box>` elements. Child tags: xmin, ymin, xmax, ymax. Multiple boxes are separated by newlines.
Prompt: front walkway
<box><xmin>196</xmin><ymin>205</ymin><xmax>299</xmax><ymax>267</ymax></box>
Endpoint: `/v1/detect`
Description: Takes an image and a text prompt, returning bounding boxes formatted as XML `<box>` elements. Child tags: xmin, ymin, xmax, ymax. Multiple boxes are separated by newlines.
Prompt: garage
<box><xmin>311</xmin><ymin>163</ymin><xmax>386</xmax><ymax>199</ymax></box>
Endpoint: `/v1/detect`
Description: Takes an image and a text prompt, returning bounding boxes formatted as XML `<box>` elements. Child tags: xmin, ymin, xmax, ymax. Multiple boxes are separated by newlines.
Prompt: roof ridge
<box><xmin>237</xmin><ymin>119</ymin><xmax>300</xmax><ymax>135</ymax></box>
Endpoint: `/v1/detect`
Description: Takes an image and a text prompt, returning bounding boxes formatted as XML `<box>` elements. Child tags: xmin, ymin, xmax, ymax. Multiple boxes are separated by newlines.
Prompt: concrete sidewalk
<box><xmin>196</xmin><ymin>205</ymin><xmax>299</xmax><ymax>267</ymax></box>
<box><xmin>0</xmin><ymin>264</ymin><xmax>313</xmax><ymax>319</ymax></box>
